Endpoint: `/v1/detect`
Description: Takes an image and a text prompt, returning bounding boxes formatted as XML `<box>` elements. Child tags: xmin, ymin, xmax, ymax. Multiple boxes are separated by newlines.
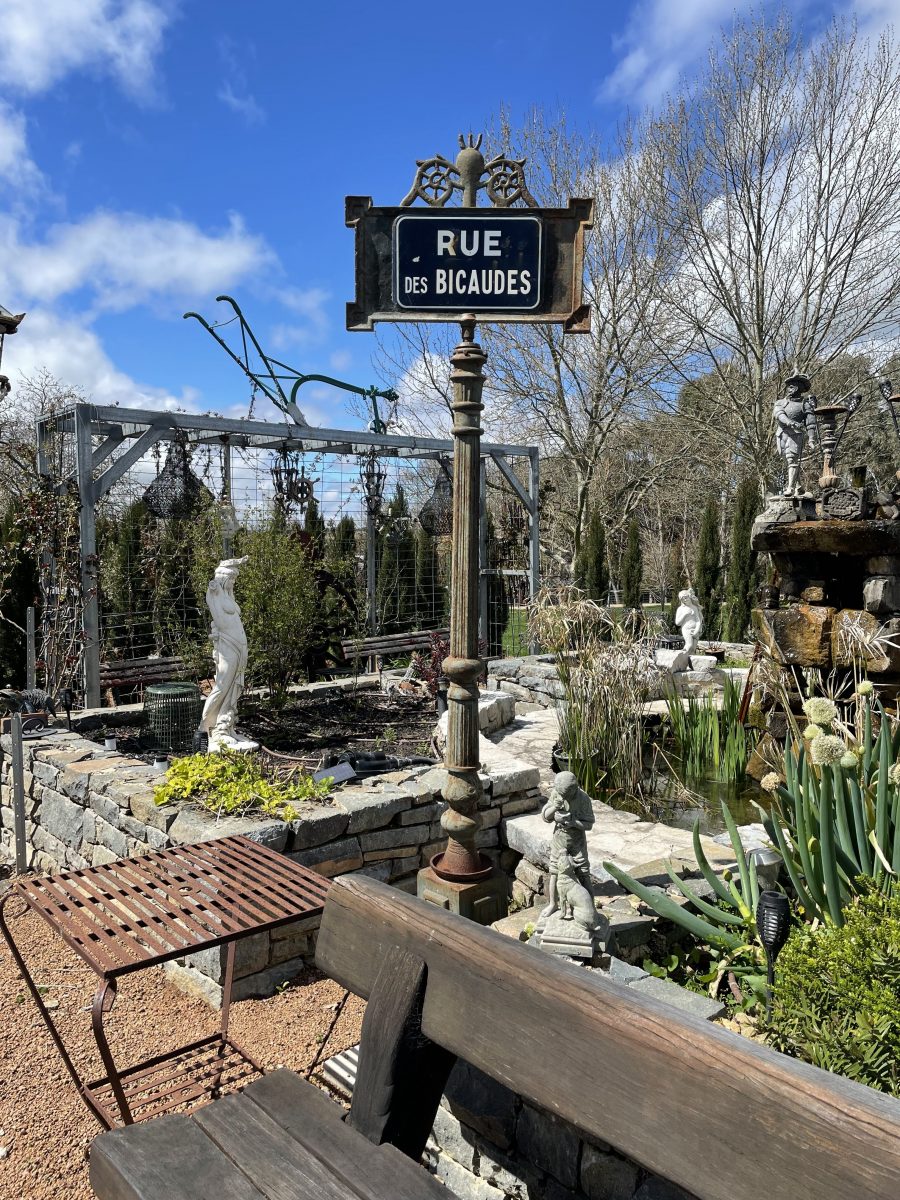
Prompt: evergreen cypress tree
<box><xmin>376</xmin><ymin>485</ymin><xmax>415</xmax><ymax>631</ymax></box>
<box><xmin>327</xmin><ymin>515</ymin><xmax>357</xmax><ymax>584</ymax></box>
<box><xmin>414</xmin><ymin>526</ymin><xmax>442</xmax><ymax>624</ymax></box>
<box><xmin>725</xmin><ymin>477</ymin><xmax>760</xmax><ymax>641</ymax></box>
<box><xmin>621</xmin><ymin>519</ymin><xmax>643</xmax><ymax>610</ymax></box>
<box><xmin>485</xmin><ymin>514</ymin><xmax>510</xmax><ymax>656</ymax></box>
<box><xmin>695</xmin><ymin>497</ymin><xmax>722</xmax><ymax>638</ymax></box>
<box><xmin>0</xmin><ymin>506</ymin><xmax>38</xmax><ymax>684</ymax></box>
<box><xmin>106</xmin><ymin>499</ymin><xmax>154</xmax><ymax>658</ymax></box>
<box><xmin>577</xmin><ymin>505</ymin><xmax>609</xmax><ymax>603</ymax></box>
<box><xmin>303</xmin><ymin>496</ymin><xmax>327</xmax><ymax>559</ymax></box>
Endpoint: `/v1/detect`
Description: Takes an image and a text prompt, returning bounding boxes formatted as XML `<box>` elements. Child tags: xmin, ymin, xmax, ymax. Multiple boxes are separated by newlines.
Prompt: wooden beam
<box><xmin>65</xmin><ymin>401</ymin><xmax>536</xmax><ymax>459</ymax></box>
<box><xmin>92</xmin><ymin>425</ymin><xmax>166</xmax><ymax>502</ymax></box>
<box><xmin>490</xmin><ymin>452</ymin><xmax>533</xmax><ymax>511</ymax></box>
<box><xmin>347</xmin><ymin>947</ymin><xmax>456</xmax><ymax>1158</ymax></box>
<box><xmin>316</xmin><ymin>875</ymin><xmax>900</xmax><ymax>1200</ymax></box>
<box><xmin>91</xmin><ymin>427</ymin><xmax>124</xmax><ymax>471</ymax></box>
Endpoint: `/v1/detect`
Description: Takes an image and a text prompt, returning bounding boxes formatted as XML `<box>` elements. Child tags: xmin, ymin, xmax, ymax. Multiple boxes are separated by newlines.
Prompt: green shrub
<box><xmin>766</xmin><ymin>888</ymin><xmax>900</xmax><ymax>1095</ymax></box>
<box><xmin>155</xmin><ymin>750</ymin><xmax>332</xmax><ymax>823</ymax></box>
<box><xmin>236</xmin><ymin>519</ymin><xmax>321</xmax><ymax>706</ymax></box>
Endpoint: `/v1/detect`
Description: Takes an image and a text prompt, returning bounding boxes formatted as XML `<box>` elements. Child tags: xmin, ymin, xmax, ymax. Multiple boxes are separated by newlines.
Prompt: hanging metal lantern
<box><xmin>271</xmin><ymin>446</ymin><xmax>314</xmax><ymax>514</ymax></box>
<box><xmin>359</xmin><ymin>449</ymin><xmax>387</xmax><ymax>519</ymax></box>
<box><xmin>418</xmin><ymin>459</ymin><xmax>453</xmax><ymax>536</ymax></box>
<box><xmin>142</xmin><ymin>436</ymin><xmax>211</xmax><ymax>519</ymax></box>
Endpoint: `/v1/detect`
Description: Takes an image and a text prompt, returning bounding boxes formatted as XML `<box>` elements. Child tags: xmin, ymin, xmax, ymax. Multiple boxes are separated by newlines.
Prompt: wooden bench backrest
<box><xmin>316</xmin><ymin>874</ymin><xmax>900</xmax><ymax>1200</ymax></box>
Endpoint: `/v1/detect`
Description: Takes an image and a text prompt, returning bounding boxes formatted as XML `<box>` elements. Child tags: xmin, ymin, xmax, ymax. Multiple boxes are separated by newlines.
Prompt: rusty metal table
<box><xmin>0</xmin><ymin>834</ymin><xmax>330</xmax><ymax>1129</ymax></box>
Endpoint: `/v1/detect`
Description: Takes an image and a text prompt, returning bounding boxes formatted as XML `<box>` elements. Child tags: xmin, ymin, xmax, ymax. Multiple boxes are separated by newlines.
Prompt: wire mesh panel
<box><xmin>37</xmin><ymin>405</ymin><xmax>538</xmax><ymax>703</ymax></box>
<box><xmin>144</xmin><ymin>683</ymin><xmax>204</xmax><ymax>752</ymax></box>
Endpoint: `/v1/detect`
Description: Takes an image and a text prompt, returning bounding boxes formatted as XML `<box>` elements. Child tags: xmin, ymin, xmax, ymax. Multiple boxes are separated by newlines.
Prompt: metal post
<box><xmin>11</xmin><ymin>712</ymin><xmax>27</xmax><ymax>872</ymax></box>
<box><xmin>366</xmin><ymin>512</ymin><xmax>377</xmax><ymax>636</ymax></box>
<box><xmin>434</xmin><ymin>315</ymin><xmax>487</xmax><ymax>881</ymax></box>
<box><xmin>25</xmin><ymin>607</ymin><xmax>35</xmax><ymax>691</ymax></box>
<box><xmin>478</xmin><ymin>457</ymin><xmax>488</xmax><ymax>649</ymax></box>
<box><xmin>528</xmin><ymin>448</ymin><xmax>541</xmax><ymax>652</ymax></box>
<box><xmin>221</xmin><ymin>440</ymin><xmax>234</xmax><ymax>559</ymax></box>
<box><xmin>75</xmin><ymin>405</ymin><xmax>101</xmax><ymax>709</ymax></box>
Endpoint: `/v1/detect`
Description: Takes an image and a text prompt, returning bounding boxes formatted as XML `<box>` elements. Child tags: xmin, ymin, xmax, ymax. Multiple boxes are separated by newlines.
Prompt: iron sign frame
<box><xmin>345</xmin><ymin>196</ymin><xmax>594</xmax><ymax>333</ymax></box>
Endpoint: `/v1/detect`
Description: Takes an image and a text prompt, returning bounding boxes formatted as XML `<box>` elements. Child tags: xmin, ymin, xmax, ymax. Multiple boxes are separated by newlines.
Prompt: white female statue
<box><xmin>675</xmin><ymin>588</ymin><xmax>704</xmax><ymax>655</ymax></box>
<box><xmin>199</xmin><ymin>556</ymin><xmax>258</xmax><ymax>752</ymax></box>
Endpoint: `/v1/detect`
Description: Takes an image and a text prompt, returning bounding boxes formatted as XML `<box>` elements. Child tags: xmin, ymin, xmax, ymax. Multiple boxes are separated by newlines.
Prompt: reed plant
<box><xmin>665</xmin><ymin>676</ymin><xmax>752</xmax><ymax>785</ymax></box>
<box><xmin>528</xmin><ymin>586</ymin><xmax>661</xmax><ymax>802</ymax></box>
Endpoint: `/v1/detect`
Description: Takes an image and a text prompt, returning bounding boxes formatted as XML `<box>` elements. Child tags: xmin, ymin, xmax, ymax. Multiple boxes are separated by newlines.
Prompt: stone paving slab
<box><xmin>503</xmin><ymin>806</ymin><xmax>734</xmax><ymax>881</ymax></box>
<box><xmin>487</xmin><ymin>710</ymin><xmax>559</xmax><ymax>791</ymax></box>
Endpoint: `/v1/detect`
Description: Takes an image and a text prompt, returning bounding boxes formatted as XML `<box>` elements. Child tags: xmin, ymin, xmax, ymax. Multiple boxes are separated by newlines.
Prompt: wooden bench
<box><xmin>339</xmin><ymin>628</ymin><xmax>448</xmax><ymax>667</ymax></box>
<box><xmin>89</xmin><ymin>874</ymin><xmax>900</xmax><ymax>1200</ymax></box>
<box><xmin>99</xmin><ymin>656</ymin><xmax>188</xmax><ymax>701</ymax></box>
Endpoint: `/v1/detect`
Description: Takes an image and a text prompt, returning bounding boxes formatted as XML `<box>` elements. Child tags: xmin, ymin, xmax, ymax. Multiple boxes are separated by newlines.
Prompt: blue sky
<box><xmin>0</xmin><ymin>0</ymin><xmax>891</xmax><ymax>430</ymax></box>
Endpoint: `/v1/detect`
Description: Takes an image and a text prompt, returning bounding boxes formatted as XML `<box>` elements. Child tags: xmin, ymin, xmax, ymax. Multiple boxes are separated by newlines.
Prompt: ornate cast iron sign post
<box><xmin>347</xmin><ymin>135</ymin><xmax>593</xmax><ymax>922</ymax></box>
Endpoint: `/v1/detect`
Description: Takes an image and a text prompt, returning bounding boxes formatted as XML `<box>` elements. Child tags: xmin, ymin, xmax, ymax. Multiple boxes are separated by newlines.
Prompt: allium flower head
<box><xmin>857</xmin><ymin>680</ymin><xmax>874</xmax><ymax>697</ymax></box>
<box><xmin>760</xmin><ymin>772</ymin><xmax>781</xmax><ymax>794</ymax></box>
<box><xmin>840</xmin><ymin>751</ymin><xmax>859</xmax><ymax>770</ymax></box>
<box><xmin>809</xmin><ymin>734</ymin><xmax>846</xmax><ymax>766</ymax></box>
<box><xmin>803</xmin><ymin>724</ymin><xmax>822</xmax><ymax>740</ymax></box>
<box><xmin>889</xmin><ymin>763</ymin><xmax>900</xmax><ymax>788</ymax></box>
<box><xmin>803</xmin><ymin>697</ymin><xmax>838</xmax><ymax>726</ymax></box>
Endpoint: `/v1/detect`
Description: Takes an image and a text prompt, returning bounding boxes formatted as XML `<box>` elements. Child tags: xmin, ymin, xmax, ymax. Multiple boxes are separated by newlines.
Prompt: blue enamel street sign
<box><xmin>393</xmin><ymin>213</ymin><xmax>542</xmax><ymax>312</ymax></box>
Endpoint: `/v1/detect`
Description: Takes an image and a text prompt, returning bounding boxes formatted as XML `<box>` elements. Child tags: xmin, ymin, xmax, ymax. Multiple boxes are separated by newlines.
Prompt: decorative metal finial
<box><xmin>400</xmin><ymin>133</ymin><xmax>537</xmax><ymax>209</ymax></box>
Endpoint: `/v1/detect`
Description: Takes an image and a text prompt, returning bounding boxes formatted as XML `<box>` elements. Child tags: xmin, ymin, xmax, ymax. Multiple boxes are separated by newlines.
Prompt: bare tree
<box><xmin>651</xmin><ymin>14</ymin><xmax>900</xmax><ymax>486</ymax></box>
<box><xmin>0</xmin><ymin>369</ymin><xmax>83</xmax><ymax>499</ymax></box>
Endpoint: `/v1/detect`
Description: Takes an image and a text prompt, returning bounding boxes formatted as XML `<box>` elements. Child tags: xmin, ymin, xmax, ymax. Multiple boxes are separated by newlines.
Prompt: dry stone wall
<box><xmin>0</xmin><ymin>726</ymin><xmax>540</xmax><ymax>1004</ymax></box>
<box><xmin>487</xmin><ymin>646</ymin><xmax>752</xmax><ymax>708</ymax></box>
<box><xmin>428</xmin><ymin>1061</ymin><xmax>699</xmax><ymax>1200</ymax></box>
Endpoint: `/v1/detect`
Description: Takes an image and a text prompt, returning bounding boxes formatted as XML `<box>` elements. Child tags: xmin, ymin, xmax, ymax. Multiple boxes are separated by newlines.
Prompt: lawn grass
<box><xmin>501</xmin><ymin>608</ymin><xmax>529</xmax><ymax>657</ymax></box>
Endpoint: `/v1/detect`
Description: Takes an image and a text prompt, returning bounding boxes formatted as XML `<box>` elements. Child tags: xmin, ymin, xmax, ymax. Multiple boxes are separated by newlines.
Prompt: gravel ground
<box><xmin>0</xmin><ymin>899</ymin><xmax>365</xmax><ymax>1200</ymax></box>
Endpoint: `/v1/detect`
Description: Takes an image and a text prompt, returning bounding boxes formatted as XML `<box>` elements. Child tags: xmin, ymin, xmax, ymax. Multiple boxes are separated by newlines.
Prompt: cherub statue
<box><xmin>541</xmin><ymin>771</ymin><xmax>594</xmax><ymax>919</ymax></box>
<box><xmin>675</xmin><ymin>588</ymin><xmax>703</xmax><ymax>655</ymax></box>
<box><xmin>774</xmin><ymin>373</ymin><xmax>817</xmax><ymax>495</ymax></box>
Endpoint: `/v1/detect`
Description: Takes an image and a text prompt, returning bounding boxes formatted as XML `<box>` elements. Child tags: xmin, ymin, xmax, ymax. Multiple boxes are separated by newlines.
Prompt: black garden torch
<box><xmin>756</xmin><ymin>889</ymin><xmax>791</xmax><ymax>1017</ymax></box>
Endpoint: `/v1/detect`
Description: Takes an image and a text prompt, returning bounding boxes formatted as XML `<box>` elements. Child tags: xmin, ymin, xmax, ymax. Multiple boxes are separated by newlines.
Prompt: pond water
<box><xmin>651</xmin><ymin>772</ymin><xmax>768</xmax><ymax>834</ymax></box>
<box><xmin>604</xmin><ymin>770</ymin><xmax>768</xmax><ymax>835</ymax></box>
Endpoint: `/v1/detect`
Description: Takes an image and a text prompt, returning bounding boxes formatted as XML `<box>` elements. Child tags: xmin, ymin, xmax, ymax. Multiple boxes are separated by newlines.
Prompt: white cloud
<box><xmin>0</xmin><ymin>103</ymin><xmax>43</xmax><ymax>195</ymax></box>
<box><xmin>270</xmin><ymin>286</ymin><xmax>331</xmax><ymax>349</ymax></box>
<box><xmin>217</xmin><ymin>82</ymin><xmax>265</xmax><ymax>126</ymax></box>
<box><xmin>216</xmin><ymin>35</ymin><xmax>265</xmax><ymax>126</ymax></box>
<box><xmin>0</xmin><ymin>0</ymin><xmax>172</xmax><ymax>101</ymax></box>
<box><xmin>852</xmin><ymin>0</ymin><xmax>900</xmax><ymax>34</ymax></box>
<box><xmin>329</xmin><ymin>349</ymin><xmax>353</xmax><ymax>372</ymax></box>
<box><xmin>0</xmin><ymin>211</ymin><xmax>275</xmax><ymax>312</ymax></box>
<box><xmin>598</xmin><ymin>0</ymin><xmax>764</xmax><ymax>107</ymax></box>
<box><xmin>7</xmin><ymin>308</ymin><xmax>199</xmax><ymax>410</ymax></box>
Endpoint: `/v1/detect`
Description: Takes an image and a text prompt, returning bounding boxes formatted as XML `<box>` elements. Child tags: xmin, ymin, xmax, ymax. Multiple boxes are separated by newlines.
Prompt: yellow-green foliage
<box><xmin>767</xmin><ymin>888</ymin><xmax>900</xmax><ymax>1095</ymax></box>
<box><xmin>154</xmin><ymin>750</ymin><xmax>332</xmax><ymax>823</ymax></box>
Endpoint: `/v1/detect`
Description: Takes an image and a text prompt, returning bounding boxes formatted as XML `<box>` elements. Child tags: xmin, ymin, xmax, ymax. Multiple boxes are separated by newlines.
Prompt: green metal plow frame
<box><xmin>184</xmin><ymin>294</ymin><xmax>397</xmax><ymax>431</ymax></box>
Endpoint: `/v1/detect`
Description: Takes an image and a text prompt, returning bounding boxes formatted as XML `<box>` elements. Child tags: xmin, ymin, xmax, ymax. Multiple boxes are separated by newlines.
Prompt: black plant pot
<box><xmin>551</xmin><ymin>743</ymin><xmax>570</xmax><ymax>774</ymax></box>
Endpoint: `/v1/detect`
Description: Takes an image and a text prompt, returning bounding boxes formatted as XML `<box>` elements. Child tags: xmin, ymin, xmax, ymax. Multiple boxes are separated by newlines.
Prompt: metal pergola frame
<box><xmin>37</xmin><ymin>402</ymin><xmax>540</xmax><ymax>708</ymax></box>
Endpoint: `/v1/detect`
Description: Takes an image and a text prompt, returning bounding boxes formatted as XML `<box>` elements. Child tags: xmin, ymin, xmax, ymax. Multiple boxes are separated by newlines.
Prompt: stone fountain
<box><xmin>751</xmin><ymin>376</ymin><xmax>900</xmax><ymax>686</ymax></box>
